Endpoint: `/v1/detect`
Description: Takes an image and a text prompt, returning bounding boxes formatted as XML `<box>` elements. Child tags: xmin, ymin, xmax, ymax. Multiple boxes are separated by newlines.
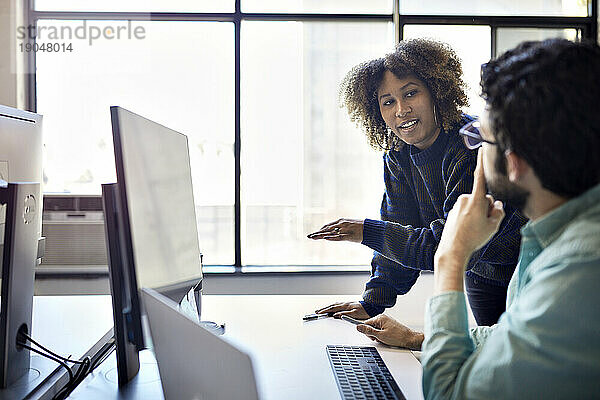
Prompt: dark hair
<box><xmin>481</xmin><ymin>39</ymin><xmax>600</xmax><ymax>198</ymax></box>
<box><xmin>340</xmin><ymin>38</ymin><xmax>468</xmax><ymax>150</ymax></box>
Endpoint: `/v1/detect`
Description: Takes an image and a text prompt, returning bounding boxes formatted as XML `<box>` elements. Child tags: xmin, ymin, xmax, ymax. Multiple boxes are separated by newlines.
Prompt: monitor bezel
<box><xmin>109</xmin><ymin>107</ymin><xmax>146</xmax><ymax>351</ymax></box>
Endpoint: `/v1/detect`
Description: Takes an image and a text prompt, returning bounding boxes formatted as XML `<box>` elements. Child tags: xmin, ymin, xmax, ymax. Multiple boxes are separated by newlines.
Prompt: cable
<box><xmin>17</xmin><ymin>331</ymin><xmax>81</xmax><ymax>399</ymax></box>
<box><xmin>55</xmin><ymin>357</ymin><xmax>90</xmax><ymax>400</ymax></box>
<box><xmin>53</xmin><ymin>357</ymin><xmax>91</xmax><ymax>400</ymax></box>
<box><xmin>18</xmin><ymin>343</ymin><xmax>74</xmax><ymax>382</ymax></box>
<box><xmin>17</xmin><ymin>331</ymin><xmax>115</xmax><ymax>399</ymax></box>
<box><xmin>19</xmin><ymin>331</ymin><xmax>87</xmax><ymax>365</ymax></box>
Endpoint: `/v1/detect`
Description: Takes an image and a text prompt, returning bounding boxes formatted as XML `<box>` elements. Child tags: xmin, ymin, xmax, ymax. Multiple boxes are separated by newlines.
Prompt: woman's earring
<box><xmin>433</xmin><ymin>104</ymin><xmax>439</xmax><ymax>126</ymax></box>
<box><xmin>385</xmin><ymin>127</ymin><xmax>394</xmax><ymax>148</ymax></box>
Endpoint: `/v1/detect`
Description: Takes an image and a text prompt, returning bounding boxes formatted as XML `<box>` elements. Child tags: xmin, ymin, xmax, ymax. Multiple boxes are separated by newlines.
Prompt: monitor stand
<box><xmin>0</xmin><ymin>183</ymin><xmax>59</xmax><ymax>399</ymax></box>
<box><xmin>101</xmin><ymin>183</ymin><xmax>141</xmax><ymax>386</ymax></box>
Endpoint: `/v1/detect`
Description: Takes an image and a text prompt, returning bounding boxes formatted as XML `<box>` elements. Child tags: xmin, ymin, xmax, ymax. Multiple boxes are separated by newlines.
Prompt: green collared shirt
<box><xmin>421</xmin><ymin>183</ymin><xmax>600</xmax><ymax>399</ymax></box>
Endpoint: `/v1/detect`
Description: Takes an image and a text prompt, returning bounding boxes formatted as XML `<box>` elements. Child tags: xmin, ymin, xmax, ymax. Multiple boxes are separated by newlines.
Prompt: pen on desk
<box><xmin>303</xmin><ymin>313</ymin><xmax>331</xmax><ymax>321</ymax></box>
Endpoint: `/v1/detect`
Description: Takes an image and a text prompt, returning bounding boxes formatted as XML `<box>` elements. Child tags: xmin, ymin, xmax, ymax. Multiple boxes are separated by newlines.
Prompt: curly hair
<box><xmin>481</xmin><ymin>39</ymin><xmax>600</xmax><ymax>198</ymax></box>
<box><xmin>339</xmin><ymin>38</ymin><xmax>468</xmax><ymax>151</ymax></box>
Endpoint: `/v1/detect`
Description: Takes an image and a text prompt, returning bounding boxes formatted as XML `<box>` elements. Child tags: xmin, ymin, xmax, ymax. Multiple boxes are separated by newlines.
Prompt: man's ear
<box><xmin>504</xmin><ymin>150</ymin><xmax>529</xmax><ymax>182</ymax></box>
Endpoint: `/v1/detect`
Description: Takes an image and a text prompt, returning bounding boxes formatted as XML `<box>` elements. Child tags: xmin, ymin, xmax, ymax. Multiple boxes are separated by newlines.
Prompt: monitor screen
<box><xmin>111</xmin><ymin>106</ymin><xmax>202</xmax><ymax>297</ymax></box>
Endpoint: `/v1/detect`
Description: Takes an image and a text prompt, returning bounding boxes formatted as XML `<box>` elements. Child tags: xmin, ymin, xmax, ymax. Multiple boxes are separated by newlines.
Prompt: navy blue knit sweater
<box><xmin>359</xmin><ymin>115</ymin><xmax>528</xmax><ymax>317</ymax></box>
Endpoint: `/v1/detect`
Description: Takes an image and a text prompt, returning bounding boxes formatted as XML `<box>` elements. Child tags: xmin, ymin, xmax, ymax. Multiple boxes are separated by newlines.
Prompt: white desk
<box><xmin>203</xmin><ymin>295</ymin><xmax>423</xmax><ymax>400</ymax></box>
<box><xmin>71</xmin><ymin>294</ymin><xmax>423</xmax><ymax>400</ymax></box>
<box><xmin>32</xmin><ymin>295</ymin><xmax>113</xmax><ymax>357</ymax></box>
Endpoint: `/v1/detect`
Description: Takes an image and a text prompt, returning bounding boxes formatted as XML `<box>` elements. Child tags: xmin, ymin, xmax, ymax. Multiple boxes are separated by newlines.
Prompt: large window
<box><xmin>29</xmin><ymin>0</ymin><xmax>596</xmax><ymax>268</ymax></box>
<box><xmin>37</xmin><ymin>21</ymin><xmax>236</xmax><ymax>265</ymax></box>
<box><xmin>240</xmin><ymin>21</ymin><xmax>393</xmax><ymax>265</ymax></box>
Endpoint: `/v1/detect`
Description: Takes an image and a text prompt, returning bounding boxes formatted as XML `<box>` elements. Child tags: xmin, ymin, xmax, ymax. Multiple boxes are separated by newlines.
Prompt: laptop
<box><xmin>141</xmin><ymin>288</ymin><xmax>260</xmax><ymax>400</ymax></box>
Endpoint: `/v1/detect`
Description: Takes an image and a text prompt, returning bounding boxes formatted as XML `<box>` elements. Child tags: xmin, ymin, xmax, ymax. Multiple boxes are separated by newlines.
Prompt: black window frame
<box><xmin>25</xmin><ymin>0</ymin><xmax>597</xmax><ymax>274</ymax></box>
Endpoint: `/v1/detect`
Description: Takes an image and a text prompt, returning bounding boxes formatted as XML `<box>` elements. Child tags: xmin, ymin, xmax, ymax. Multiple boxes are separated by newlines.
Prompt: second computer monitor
<box><xmin>103</xmin><ymin>106</ymin><xmax>203</xmax><ymax>385</ymax></box>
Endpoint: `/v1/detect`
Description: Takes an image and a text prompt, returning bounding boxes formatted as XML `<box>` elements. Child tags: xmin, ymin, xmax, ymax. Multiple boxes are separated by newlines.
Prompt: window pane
<box><xmin>242</xmin><ymin>21</ymin><xmax>394</xmax><ymax>265</ymax></box>
<box><xmin>35</xmin><ymin>0</ymin><xmax>233</xmax><ymax>12</ymax></box>
<box><xmin>400</xmin><ymin>0</ymin><xmax>588</xmax><ymax>16</ymax></box>
<box><xmin>496</xmin><ymin>28</ymin><xmax>579</xmax><ymax>57</ymax></box>
<box><xmin>36</xmin><ymin>20</ymin><xmax>235</xmax><ymax>265</ymax></box>
<box><xmin>242</xmin><ymin>0</ymin><xmax>392</xmax><ymax>14</ymax></box>
<box><xmin>403</xmin><ymin>25</ymin><xmax>492</xmax><ymax>116</ymax></box>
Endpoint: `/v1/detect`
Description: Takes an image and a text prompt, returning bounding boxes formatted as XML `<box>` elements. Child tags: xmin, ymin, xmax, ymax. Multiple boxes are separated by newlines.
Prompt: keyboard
<box><xmin>326</xmin><ymin>345</ymin><xmax>406</xmax><ymax>400</ymax></box>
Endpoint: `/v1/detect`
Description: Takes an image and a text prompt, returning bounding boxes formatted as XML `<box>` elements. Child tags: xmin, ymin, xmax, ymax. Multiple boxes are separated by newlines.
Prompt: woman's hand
<box><xmin>356</xmin><ymin>314</ymin><xmax>424</xmax><ymax>350</ymax></box>
<box><xmin>315</xmin><ymin>301</ymin><xmax>370</xmax><ymax>320</ymax></box>
<box><xmin>307</xmin><ymin>218</ymin><xmax>364</xmax><ymax>243</ymax></box>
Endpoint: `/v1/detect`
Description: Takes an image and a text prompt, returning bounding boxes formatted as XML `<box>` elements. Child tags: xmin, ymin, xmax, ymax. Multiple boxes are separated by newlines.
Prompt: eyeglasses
<box><xmin>459</xmin><ymin>120</ymin><xmax>498</xmax><ymax>149</ymax></box>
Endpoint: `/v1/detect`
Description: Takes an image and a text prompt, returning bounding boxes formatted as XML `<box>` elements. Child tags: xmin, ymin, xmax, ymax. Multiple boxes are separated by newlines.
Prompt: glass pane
<box><xmin>496</xmin><ymin>28</ymin><xmax>580</xmax><ymax>57</ymax></box>
<box><xmin>403</xmin><ymin>25</ymin><xmax>492</xmax><ymax>116</ymax></box>
<box><xmin>36</xmin><ymin>20</ymin><xmax>235</xmax><ymax>265</ymax></box>
<box><xmin>242</xmin><ymin>0</ymin><xmax>392</xmax><ymax>14</ymax></box>
<box><xmin>400</xmin><ymin>0</ymin><xmax>588</xmax><ymax>16</ymax></box>
<box><xmin>35</xmin><ymin>0</ymin><xmax>233</xmax><ymax>12</ymax></box>
<box><xmin>242</xmin><ymin>21</ymin><xmax>394</xmax><ymax>265</ymax></box>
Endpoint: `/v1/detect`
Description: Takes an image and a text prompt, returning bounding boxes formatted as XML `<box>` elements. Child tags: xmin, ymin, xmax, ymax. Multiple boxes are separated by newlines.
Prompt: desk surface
<box><xmin>203</xmin><ymin>295</ymin><xmax>423</xmax><ymax>400</ymax></box>
<box><xmin>33</xmin><ymin>295</ymin><xmax>114</xmax><ymax>356</ymax></box>
<box><xmin>69</xmin><ymin>294</ymin><xmax>423</xmax><ymax>400</ymax></box>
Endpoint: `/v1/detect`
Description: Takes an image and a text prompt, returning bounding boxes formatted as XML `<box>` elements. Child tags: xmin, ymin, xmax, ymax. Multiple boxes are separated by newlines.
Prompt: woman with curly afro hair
<box><xmin>309</xmin><ymin>38</ymin><xmax>527</xmax><ymax>335</ymax></box>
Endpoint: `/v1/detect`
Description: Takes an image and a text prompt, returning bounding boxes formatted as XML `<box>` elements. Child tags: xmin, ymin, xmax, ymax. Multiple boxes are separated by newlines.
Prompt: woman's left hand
<box><xmin>307</xmin><ymin>218</ymin><xmax>364</xmax><ymax>243</ymax></box>
<box><xmin>357</xmin><ymin>315</ymin><xmax>424</xmax><ymax>350</ymax></box>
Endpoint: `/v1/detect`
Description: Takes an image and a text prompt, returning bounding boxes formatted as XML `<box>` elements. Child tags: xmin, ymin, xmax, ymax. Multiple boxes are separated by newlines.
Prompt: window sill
<box><xmin>35</xmin><ymin>264</ymin><xmax>373</xmax><ymax>278</ymax></box>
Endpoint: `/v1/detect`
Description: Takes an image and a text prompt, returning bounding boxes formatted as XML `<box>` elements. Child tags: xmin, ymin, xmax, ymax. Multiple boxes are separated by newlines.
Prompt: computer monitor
<box><xmin>0</xmin><ymin>106</ymin><xmax>43</xmax><ymax>389</ymax></box>
<box><xmin>102</xmin><ymin>106</ymin><xmax>203</xmax><ymax>386</ymax></box>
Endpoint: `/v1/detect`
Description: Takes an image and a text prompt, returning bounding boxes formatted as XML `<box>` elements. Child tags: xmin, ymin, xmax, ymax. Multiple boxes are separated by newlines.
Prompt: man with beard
<box><xmin>355</xmin><ymin>38</ymin><xmax>600</xmax><ymax>398</ymax></box>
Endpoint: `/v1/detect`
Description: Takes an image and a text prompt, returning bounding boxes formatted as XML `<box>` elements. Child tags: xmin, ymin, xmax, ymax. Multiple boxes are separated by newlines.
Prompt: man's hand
<box><xmin>307</xmin><ymin>219</ymin><xmax>364</xmax><ymax>243</ymax></box>
<box><xmin>315</xmin><ymin>301</ymin><xmax>370</xmax><ymax>320</ymax></box>
<box><xmin>356</xmin><ymin>315</ymin><xmax>424</xmax><ymax>350</ymax></box>
<box><xmin>434</xmin><ymin>150</ymin><xmax>505</xmax><ymax>293</ymax></box>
